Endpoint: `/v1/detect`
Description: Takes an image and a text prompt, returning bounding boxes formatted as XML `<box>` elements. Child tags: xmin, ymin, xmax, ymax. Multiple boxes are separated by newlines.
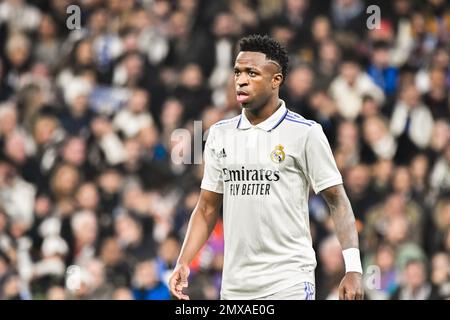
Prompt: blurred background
<box><xmin>0</xmin><ymin>0</ymin><xmax>449</xmax><ymax>300</ymax></box>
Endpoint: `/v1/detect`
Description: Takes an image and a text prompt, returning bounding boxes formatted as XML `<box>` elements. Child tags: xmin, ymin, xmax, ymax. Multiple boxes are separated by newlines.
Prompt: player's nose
<box><xmin>236</xmin><ymin>74</ymin><xmax>249</xmax><ymax>87</ymax></box>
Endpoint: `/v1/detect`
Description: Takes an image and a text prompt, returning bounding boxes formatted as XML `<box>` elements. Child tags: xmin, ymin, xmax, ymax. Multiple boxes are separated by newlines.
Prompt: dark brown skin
<box><xmin>169</xmin><ymin>189</ymin><xmax>223</xmax><ymax>300</ymax></box>
<box><xmin>234</xmin><ymin>51</ymin><xmax>283</xmax><ymax>123</ymax></box>
<box><xmin>321</xmin><ymin>184</ymin><xmax>364</xmax><ymax>300</ymax></box>
<box><xmin>169</xmin><ymin>51</ymin><xmax>363</xmax><ymax>300</ymax></box>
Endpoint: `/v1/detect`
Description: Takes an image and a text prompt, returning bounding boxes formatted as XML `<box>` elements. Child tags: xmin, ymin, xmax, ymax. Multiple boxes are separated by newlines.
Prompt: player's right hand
<box><xmin>169</xmin><ymin>264</ymin><xmax>190</xmax><ymax>300</ymax></box>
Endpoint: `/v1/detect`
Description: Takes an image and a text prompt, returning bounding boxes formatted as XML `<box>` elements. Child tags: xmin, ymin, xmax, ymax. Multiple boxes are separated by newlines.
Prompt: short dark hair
<box><xmin>341</xmin><ymin>51</ymin><xmax>363</xmax><ymax>67</ymax></box>
<box><xmin>238</xmin><ymin>34</ymin><xmax>289</xmax><ymax>84</ymax></box>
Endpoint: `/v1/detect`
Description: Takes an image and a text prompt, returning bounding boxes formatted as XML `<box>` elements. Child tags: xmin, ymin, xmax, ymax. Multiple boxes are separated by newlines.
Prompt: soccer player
<box><xmin>169</xmin><ymin>35</ymin><xmax>364</xmax><ymax>300</ymax></box>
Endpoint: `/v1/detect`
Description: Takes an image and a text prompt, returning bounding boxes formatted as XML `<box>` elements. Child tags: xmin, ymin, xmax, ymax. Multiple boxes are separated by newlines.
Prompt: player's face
<box><xmin>234</xmin><ymin>51</ymin><xmax>282</xmax><ymax>110</ymax></box>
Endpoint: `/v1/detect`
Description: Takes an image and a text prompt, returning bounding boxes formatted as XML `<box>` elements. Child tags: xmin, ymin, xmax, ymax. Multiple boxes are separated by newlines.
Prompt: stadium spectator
<box><xmin>390</xmin><ymin>258</ymin><xmax>438</xmax><ymax>300</ymax></box>
<box><xmin>131</xmin><ymin>259</ymin><xmax>170</xmax><ymax>300</ymax></box>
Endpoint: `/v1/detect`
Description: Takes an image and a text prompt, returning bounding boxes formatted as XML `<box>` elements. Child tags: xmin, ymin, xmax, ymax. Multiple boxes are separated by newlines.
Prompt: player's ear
<box><xmin>272</xmin><ymin>73</ymin><xmax>283</xmax><ymax>89</ymax></box>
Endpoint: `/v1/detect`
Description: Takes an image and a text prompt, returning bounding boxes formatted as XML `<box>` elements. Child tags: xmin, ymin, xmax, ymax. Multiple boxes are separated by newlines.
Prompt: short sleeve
<box><xmin>200</xmin><ymin>126</ymin><xmax>224</xmax><ymax>194</ymax></box>
<box><xmin>304</xmin><ymin>123</ymin><xmax>343</xmax><ymax>194</ymax></box>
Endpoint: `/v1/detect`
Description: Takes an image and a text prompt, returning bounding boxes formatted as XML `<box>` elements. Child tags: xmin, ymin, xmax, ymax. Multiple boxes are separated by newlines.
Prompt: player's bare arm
<box><xmin>169</xmin><ymin>189</ymin><xmax>223</xmax><ymax>300</ymax></box>
<box><xmin>321</xmin><ymin>184</ymin><xmax>364</xmax><ymax>300</ymax></box>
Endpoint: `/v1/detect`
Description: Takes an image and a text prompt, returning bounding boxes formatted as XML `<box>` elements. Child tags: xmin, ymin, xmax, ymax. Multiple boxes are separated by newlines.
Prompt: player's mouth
<box><xmin>236</xmin><ymin>90</ymin><xmax>250</xmax><ymax>103</ymax></box>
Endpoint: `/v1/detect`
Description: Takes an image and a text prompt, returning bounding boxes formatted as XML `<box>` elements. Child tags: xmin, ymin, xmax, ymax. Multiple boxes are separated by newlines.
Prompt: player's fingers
<box><xmin>171</xmin><ymin>290</ymin><xmax>179</xmax><ymax>299</ymax></box>
<box><xmin>169</xmin><ymin>273</ymin><xmax>183</xmax><ymax>299</ymax></box>
<box><xmin>345</xmin><ymin>290</ymin><xmax>356</xmax><ymax>300</ymax></box>
<box><xmin>179</xmin><ymin>293</ymin><xmax>190</xmax><ymax>300</ymax></box>
<box><xmin>173</xmin><ymin>292</ymin><xmax>182</xmax><ymax>300</ymax></box>
<box><xmin>170</xmin><ymin>287</ymin><xmax>181</xmax><ymax>300</ymax></box>
<box><xmin>338</xmin><ymin>284</ymin><xmax>345</xmax><ymax>300</ymax></box>
<box><xmin>176</xmin><ymin>281</ymin><xmax>188</xmax><ymax>291</ymax></box>
<box><xmin>169</xmin><ymin>273</ymin><xmax>177</xmax><ymax>290</ymax></box>
<box><xmin>171</xmin><ymin>286</ymin><xmax>182</xmax><ymax>299</ymax></box>
<box><xmin>355</xmin><ymin>289</ymin><xmax>364</xmax><ymax>300</ymax></box>
<box><xmin>179</xmin><ymin>279</ymin><xmax>188</xmax><ymax>288</ymax></box>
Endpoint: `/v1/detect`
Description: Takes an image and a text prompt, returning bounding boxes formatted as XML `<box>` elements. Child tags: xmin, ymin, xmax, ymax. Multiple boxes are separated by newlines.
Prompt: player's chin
<box><xmin>240</xmin><ymin>100</ymin><xmax>254</xmax><ymax>108</ymax></box>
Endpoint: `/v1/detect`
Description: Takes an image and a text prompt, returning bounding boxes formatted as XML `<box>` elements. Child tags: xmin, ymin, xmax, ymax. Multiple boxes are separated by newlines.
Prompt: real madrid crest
<box><xmin>270</xmin><ymin>144</ymin><xmax>285</xmax><ymax>163</ymax></box>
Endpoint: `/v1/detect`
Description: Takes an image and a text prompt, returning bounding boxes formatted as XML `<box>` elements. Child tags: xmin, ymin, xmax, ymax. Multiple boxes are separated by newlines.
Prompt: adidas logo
<box><xmin>217</xmin><ymin>148</ymin><xmax>227</xmax><ymax>158</ymax></box>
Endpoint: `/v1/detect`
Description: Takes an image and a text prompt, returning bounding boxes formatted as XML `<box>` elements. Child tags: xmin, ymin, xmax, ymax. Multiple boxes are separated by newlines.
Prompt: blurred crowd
<box><xmin>0</xmin><ymin>0</ymin><xmax>449</xmax><ymax>300</ymax></box>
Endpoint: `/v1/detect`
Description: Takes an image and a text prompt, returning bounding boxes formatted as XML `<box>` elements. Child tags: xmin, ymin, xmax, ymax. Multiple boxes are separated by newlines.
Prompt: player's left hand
<box><xmin>338</xmin><ymin>272</ymin><xmax>364</xmax><ymax>300</ymax></box>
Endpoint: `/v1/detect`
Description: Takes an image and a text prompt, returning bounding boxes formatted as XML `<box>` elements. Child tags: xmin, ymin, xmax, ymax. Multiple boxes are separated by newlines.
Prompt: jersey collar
<box><xmin>236</xmin><ymin>100</ymin><xmax>288</xmax><ymax>132</ymax></box>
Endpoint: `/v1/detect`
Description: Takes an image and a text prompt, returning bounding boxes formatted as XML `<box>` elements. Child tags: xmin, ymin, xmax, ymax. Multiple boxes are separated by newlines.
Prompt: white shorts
<box><xmin>256</xmin><ymin>282</ymin><xmax>315</xmax><ymax>300</ymax></box>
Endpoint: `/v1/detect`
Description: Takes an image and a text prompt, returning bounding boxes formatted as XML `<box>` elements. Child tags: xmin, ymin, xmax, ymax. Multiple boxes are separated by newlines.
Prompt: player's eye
<box><xmin>248</xmin><ymin>71</ymin><xmax>256</xmax><ymax>77</ymax></box>
<box><xmin>234</xmin><ymin>70</ymin><xmax>240</xmax><ymax>76</ymax></box>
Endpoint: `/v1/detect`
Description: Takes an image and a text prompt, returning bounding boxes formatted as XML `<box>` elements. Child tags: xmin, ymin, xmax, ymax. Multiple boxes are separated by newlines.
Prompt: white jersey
<box><xmin>201</xmin><ymin>100</ymin><xmax>343</xmax><ymax>299</ymax></box>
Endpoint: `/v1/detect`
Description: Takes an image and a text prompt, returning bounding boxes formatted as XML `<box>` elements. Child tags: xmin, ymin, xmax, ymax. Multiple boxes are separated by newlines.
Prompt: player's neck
<box><xmin>245</xmin><ymin>96</ymin><xmax>281</xmax><ymax>126</ymax></box>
